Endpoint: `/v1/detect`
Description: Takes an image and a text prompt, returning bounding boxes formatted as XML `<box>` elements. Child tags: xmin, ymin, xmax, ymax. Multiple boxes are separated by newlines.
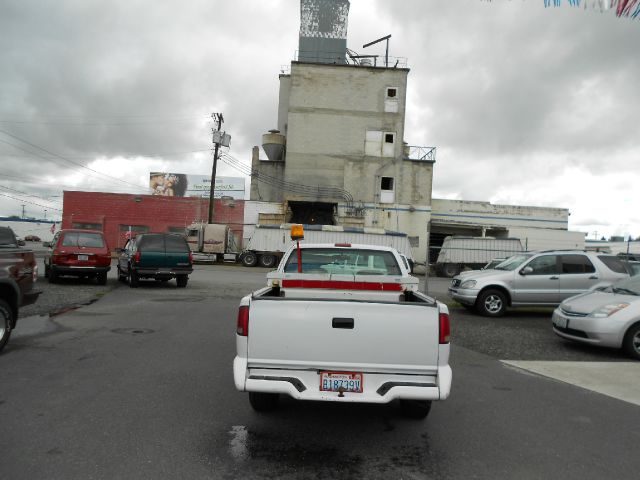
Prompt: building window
<box><xmin>380</xmin><ymin>177</ymin><xmax>395</xmax><ymax>204</ymax></box>
<box><xmin>386</xmin><ymin>87</ymin><xmax>397</xmax><ymax>98</ymax></box>
<box><xmin>167</xmin><ymin>226</ymin><xmax>186</xmax><ymax>234</ymax></box>
<box><xmin>119</xmin><ymin>224</ymin><xmax>150</xmax><ymax>234</ymax></box>
<box><xmin>365</xmin><ymin>130</ymin><xmax>396</xmax><ymax>157</ymax></box>
<box><xmin>385</xmin><ymin>133</ymin><xmax>395</xmax><ymax>144</ymax></box>
<box><xmin>72</xmin><ymin>222</ymin><xmax>102</xmax><ymax>231</ymax></box>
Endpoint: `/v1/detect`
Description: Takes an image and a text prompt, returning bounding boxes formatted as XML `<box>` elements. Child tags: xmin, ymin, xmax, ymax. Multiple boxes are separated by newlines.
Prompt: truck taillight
<box><xmin>189</xmin><ymin>251</ymin><xmax>194</xmax><ymax>264</ymax></box>
<box><xmin>133</xmin><ymin>251</ymin><xmax>141</xmax><ymax>263</ymax></box>
<box><xmin>439</xmin><ymin>312</ymin><xmax>450</xmax><ymax>344</ymax></box>
<box><xmin>237</xmin><ymin>306</ymin><xmax>249</xmax><ymax>336</ymax></box>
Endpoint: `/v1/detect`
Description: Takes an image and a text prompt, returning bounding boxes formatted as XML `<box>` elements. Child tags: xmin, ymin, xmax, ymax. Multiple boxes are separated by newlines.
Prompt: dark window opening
<box><xmin>288</xmin><ymin>201</ymin><xmax>336</xmax><ymax>225</ymax></box>
<box><xmin>387</xmin><ymin>88</ymin><xmax>397</xmax><ymax>98</ymax></box>
<box><xmin>385</xmin><ymin>133</ymin><xmax>395</xmax><ymax>144</ymax></box>
<box><xmin>381</xmin><ymin>177</ymin><xmax>394</xmax><ymax>191</ymax></box>
<box><xmin>167</xmin><ymin>226</ymin><xmax>186</xmax><ymax>234</ymax></box>
<box><xmin>72</xmin><ymin>222</ymin><xmax>102</xmax><ymax>231</ymax></box>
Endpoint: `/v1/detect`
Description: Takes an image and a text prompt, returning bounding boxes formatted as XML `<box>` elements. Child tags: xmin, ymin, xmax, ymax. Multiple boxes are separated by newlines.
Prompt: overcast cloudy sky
<box><xmin>0</xmin><ymin>0</ymin><xmax>638</xmax><ymax>240</ymax></box>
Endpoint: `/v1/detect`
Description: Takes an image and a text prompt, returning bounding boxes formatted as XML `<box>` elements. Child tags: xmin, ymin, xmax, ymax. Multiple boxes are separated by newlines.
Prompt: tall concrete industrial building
<box><xmin>251</xmin><ymin>0</ymin><xmax>435</xmax><ymax>258</ymax></box>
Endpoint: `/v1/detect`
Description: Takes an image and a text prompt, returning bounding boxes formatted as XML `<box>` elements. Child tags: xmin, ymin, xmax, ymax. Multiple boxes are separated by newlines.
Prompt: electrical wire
<box><xmin>0</xmin><ymin>192</ymin><xmax>62</xmax><ymax>212</ymax></box>
<box><xmin>0</xmin><ymin>131</ymin><xmax>147</xmax><ymax>191</ymax></box>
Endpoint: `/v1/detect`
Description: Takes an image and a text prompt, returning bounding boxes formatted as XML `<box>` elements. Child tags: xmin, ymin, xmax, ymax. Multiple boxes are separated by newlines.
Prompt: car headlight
<box><xmin>589</xmin><ymin>303</ymin><xmax>629</xmax><ymax>318</ymax></box>
<box><xmin>460</xmin><ymin>279</ymin><xmax>477</xmax><ymax>289</ymax></box>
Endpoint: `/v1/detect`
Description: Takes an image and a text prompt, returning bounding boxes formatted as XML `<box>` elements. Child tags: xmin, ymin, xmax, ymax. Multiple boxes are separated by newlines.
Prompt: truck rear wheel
<box><xmin>442</xmin><ymin>263</ymin><xmax>460</xmax><ymax>278</ymax></box>
<box><xmin>258</xmin><ymin>254</ymin><xmax>277</xmax><ymax>268</ymax></box>
<box><xmin>0</xmin><ymin>299</ymin><xmax>13</xmax><ymax>353</ymax></box>
<box><xmin>248</xmin><ymin>392</ymin><xmax>279</xmax><ymax>412</ymax></box>
<box><xmin>176</xmin><ymin>275</ymin><xmax>188</xmax><ymax>288</ymax></box>
<box><xmin>241</xmin><ymin>252</ymin><xmax>258</xmax><ymax>267</ymax></box>
<box><xmin>400</xmin><ymin>399</ymin><xmax>432</xmax><ymax>419</ymax></box>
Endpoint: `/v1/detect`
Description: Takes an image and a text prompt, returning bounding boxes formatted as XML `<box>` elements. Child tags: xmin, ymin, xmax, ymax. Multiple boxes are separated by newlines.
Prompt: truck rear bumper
<box><xmin>234</xmin><ymin>357</ymin><xmax>452</xmax><ymax>403</ymax></box>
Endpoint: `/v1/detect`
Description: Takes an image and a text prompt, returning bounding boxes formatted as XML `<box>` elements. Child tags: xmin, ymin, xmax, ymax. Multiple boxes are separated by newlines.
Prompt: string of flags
<box><xmin>484</xmin><ymin>1</ymin><xmax>640</xmax><ymax>19</ymax></box>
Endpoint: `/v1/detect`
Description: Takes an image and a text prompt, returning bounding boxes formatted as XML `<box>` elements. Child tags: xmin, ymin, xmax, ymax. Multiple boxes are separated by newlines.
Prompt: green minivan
<box><xmin>117</xmin><ymin>233</ymin><xmax>193</xmax><ymax>288</ymax></box>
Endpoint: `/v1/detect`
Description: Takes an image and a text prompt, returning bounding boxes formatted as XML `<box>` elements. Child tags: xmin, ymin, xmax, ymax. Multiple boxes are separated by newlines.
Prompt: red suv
<box><xmin>44</xmin><ymin>230</ymin><xmax>111</xmax><ymax>285</ymax></box>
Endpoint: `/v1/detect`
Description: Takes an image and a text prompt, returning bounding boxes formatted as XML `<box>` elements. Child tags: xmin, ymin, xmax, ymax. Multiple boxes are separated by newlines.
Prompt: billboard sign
<box><xmin>149</xmin><ymin>173</ymin><xmax>245</xmax><ymax>199</ymax></box>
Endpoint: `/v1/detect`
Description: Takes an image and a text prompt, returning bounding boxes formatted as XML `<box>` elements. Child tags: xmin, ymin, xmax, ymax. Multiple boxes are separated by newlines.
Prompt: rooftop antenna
<box><xmin>363</xmin><ymin>34</ymin><xmax>391</xmax><ymax>67</ymax></box>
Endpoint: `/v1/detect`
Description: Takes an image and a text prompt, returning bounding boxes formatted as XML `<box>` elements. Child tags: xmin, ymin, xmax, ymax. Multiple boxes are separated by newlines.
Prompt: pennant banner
<box><xmin>483</xmin><ymin>1</ymin><xmax>640</xmax><ymax>19</ymax></box>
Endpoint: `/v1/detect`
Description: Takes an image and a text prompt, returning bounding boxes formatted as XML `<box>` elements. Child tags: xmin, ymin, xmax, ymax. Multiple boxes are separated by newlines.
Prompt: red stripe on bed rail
<box><xmin>281</xmin><ymin>280</ymin><xmax>403</xmax><ymax>291</ymax></box>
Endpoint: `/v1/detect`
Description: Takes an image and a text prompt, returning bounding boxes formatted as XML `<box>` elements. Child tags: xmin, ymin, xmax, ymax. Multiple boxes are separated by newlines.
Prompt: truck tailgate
<box><xmin>247</xmin><ymin>298</ymin><xmax>440</xmax><ymax>374</ymax></box>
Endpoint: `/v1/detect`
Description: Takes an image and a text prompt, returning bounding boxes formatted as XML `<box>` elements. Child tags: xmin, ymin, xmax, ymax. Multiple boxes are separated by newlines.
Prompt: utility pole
<box><xmin>421</xmin><ymin>220</ymin><xmax>430</xmax><ymax>296</ymax></box>
<box><xmin>208</xmin><ymin>113</ymin><xmax>224</xmax><ymax>224</ymax></box>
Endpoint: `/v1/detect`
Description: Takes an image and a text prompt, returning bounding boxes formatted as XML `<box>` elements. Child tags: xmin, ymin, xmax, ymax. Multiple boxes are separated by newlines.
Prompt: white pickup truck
<box><xmin>233</xmin><ymin>240</ymin><xmax>452</xmax><ymax>419</ymax></box>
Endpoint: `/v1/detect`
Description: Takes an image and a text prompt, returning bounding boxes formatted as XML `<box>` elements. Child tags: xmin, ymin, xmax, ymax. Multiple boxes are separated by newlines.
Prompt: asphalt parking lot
<box><xmin>18</xmin><ymin>257</ymin><xmax>630</xmax><ymax>363</ymax></box>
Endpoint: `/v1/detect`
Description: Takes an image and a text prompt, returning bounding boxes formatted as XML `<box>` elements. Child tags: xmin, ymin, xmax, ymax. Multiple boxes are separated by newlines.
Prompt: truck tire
<box><xmin>400</xmin><ymin>399</ymin><xmax>432</xmax><ymax>419</ymax></box>
<box><xmin>128</xmin><ymin>268</ymin><xmax>139</xmax><ymax>288</ymax></box>
<box><xmin>258</xmin><ymin>254</ymin><xmax>277</xmax><ymax>268</ymax></box>
<box><xmin>242</xmin><ymin>252</ymin><xmax>258</xmax><ymax>267</ymax></box>
<box><xmin>0</xmin><ymin>299</ymin><xmax>14</xmax><ymax>353</ymax></box>
<box><xmin>97</xmin><ymin>272</ymin><xmax>107</xmax><ymax>285</ymax></box>
<box><xmin>248</xmin><ymin>392</ymin><xmax>279</xmax><ymax>412</ymax></box>
<box><xmin>477</xmin><ymin>288</ymin><xmax>507</xmax><ymax>317</ymax></box>
<box><xmin>442</xmin><ymin>263</ymin><xmax>460</xmax><ymax>278</ymax></box>
<box><xmin>176</xmin><ymin>275</ymin><xmax>188</xmax><ymax>288</ymax></box>
<box><xmin>48</xmin><ymin>268</ymin><xmax>58</xmax><ymax>284</ymax></box>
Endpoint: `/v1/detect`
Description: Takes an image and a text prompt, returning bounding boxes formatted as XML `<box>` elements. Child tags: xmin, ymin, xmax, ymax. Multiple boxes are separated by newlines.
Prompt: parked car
<box><xmin>24</xmin><ymin>235</ymin><xmax>41</xmax><ymax>242</ymax></box>
<box><xmin>626</xmin><ymin>261</ymin><xmax>640</xmax><ymax>276</ymax></box>
<box><xmin>482</xmin><ymin>257</ymin><xmax>507</xmax><ymax>270</ymax></box>
<box><xmin>117</xmin><ymin>233</ymin><xmax>193</xmax><ymax>288</ymax></box>
<box><xmin>44</xmin><ymin>229</ymin><xmax>111</xmax><ymax>285</ymax></box>
<box><xmin>552</xmin><ymin>275</ymin><xmax>640</xmax><ymax>360</ymax></box>
<box><xmin>0</xmin><ymin>226</ymin><xmax>41</xmax><ymax>352</ymax></box>
<box><xmin>448</xmin><ymin>250</ymin><xmax>630</xmax><ymax>316</ymax></box>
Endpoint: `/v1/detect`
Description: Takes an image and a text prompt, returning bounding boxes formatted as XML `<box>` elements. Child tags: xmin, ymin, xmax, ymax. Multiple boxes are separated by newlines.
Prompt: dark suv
<box><xmin>44</xmin><ymin>229</ymin><xmax>111</xmax><ymax>285</ymax></box>
<box><xmin>117</xmin><ymin>233</ymin><xmax>193</xmax><ymax>288</ymax></box>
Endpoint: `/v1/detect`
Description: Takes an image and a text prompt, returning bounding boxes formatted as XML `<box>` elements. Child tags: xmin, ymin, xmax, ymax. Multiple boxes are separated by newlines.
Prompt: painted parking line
<box><xmin>502</xmin><ymin>361</ymin><xmax>640</xmax><ymax>407</ymax></box>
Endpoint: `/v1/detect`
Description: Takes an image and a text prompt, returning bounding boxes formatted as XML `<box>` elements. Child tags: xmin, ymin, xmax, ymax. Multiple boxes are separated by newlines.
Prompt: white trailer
<box><xmin>435</xmin><ymin>236</ymin><xmax>524</xmax><ymax>277</ymax></box>
<box><xmin>241</xmin><ymin>224</ymin><xmax>414</xmax><ymax>269</ymax></box>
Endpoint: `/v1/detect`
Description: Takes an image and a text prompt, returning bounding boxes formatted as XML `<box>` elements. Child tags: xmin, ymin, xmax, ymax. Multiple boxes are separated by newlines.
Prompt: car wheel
<box><xmin>117</xmin><ymin>266</ymin><xmax>125</xmax><ymax>283</ymax></box>
<box><xmin>622</xmin><ymin>323</ymin><xmax>640</xmax><ymax>360</ymax></box>
<box><xmin>97</xmin><ymin>272</ymin><xmax>107</xmax><ymax>285</ymax></box>
<box><xmin>176</xmin><ymin>275</ymin><xmax>188</xmax><ymax>288</ymax></box>
<box><xmin>258</xmin><ymin>254</ymin><xmax>277</xmax><ymax>268</ymax></box>
<box><xmin>128</xmin><ymin>268</ymin><xmax>139</xmax><ymax>288</ymax></box>
<box><xmin>48</xmin><ymin>268</ymin><xmax>57</xmax><ymax>284</ymax></box>
<box><xmin>242</xmin><ymin>252</ymin><xmax>258</xmax><ymax>267</ymax></box>
<box><xmin>0</xmin><ymin>299</ymin><xmax>14</xmax><ymax>353</ymax></box>
<box><xmin>400</xmin><ymin>399</ymin><xmax>432</xmax><ymax>419</ymax></box>
<box><xmin>477</xmin><ymin>289</ymin><xmax>507</xmax><ymax>317</ymax></box>
<box><xmin>248</xmin><ymin>392</ymin><xmax>279</xmax><ymax>412</ymax></box>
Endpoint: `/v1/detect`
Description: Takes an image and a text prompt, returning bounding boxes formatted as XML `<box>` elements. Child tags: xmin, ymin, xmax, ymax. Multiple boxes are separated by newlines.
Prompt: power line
<box><xmin>0</xmin><ymin>131</ymin><xmax>147</xmax><ymax>191</ymax></box>
<box><xmin>0</xmin><ymin>192</ymin><xmax>62</xmax><ymax>212</ymax></box>
<box><xmin>0</xmin><ymin>184</ymin><xmax>63</xmax><ymax>205</ymax></box>
<box><xmin>0</xmin><ymin>148</ymin><xmax>212</xmax><ymax>160</ymax></box>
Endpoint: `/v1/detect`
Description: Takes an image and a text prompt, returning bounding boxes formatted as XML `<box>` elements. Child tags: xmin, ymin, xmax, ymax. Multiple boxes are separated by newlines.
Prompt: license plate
<box><xmin>553</xmin><ymin>314</ymin><xmax>568</xmax><ymax>329</ymax></box>
<box><xmin>78</xmin><ymin>255</ymin><xmax>89</xmax><ymax>261</ymax></box>
<box><xmin>319</xmin><ymin>371</ymin><xmax>363</xmax><ymax>393</ymax></box>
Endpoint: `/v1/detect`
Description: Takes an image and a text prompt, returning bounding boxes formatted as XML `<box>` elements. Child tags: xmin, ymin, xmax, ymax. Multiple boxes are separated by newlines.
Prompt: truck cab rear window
<box><xmin>284</xmin><ymin>248</ymin><xmax>401</xmax><ymax>275</ymax></box>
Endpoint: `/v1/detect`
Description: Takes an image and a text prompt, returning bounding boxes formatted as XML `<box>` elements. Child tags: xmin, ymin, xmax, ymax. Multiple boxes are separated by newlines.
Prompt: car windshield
<box><xmin>610</xmin><ymin>276</ymin><xmax>640</xmax><ymax>296</ymax></box>
<box><xmin>494</xmin><ymin>254</ymin><xmax>532</xmax><ymax>271</ymax></box>
<box><xmin>61</xmin><ymin>232</ymin><xmax>105</xmax><ymax>248</ymax></box>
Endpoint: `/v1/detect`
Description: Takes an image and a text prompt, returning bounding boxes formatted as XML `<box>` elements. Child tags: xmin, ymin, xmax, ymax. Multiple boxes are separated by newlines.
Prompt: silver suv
<box><xmin>448</xmin><ymin>251</ymin><xmax>629</xmax><ymax>316</ymax></box>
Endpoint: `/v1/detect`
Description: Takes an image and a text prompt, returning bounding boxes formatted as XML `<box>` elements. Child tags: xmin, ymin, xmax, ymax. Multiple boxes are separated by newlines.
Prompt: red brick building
<box><xmin>62</xmin><ymin>191</ymin><xmax>245</xmax><ymax>250</ymax></box>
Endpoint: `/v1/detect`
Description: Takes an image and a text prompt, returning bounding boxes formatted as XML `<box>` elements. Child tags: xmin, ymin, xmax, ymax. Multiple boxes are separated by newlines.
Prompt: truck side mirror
<box><xmin>43</xmin><ymin>242</ymin><xmax>51</xmax><ymax>248</ymax></box>
<box><xmin>520</xmin><ymin>266</ymin><xmax>533</xmax><ymax>275</ymax></box>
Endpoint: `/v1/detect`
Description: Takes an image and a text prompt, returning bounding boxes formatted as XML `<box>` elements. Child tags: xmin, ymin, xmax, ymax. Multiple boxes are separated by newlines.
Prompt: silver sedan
<box><xmin>552</xmin><ymin>276</ymin><xmax>640</xmax><ymax>360</ymax></box>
